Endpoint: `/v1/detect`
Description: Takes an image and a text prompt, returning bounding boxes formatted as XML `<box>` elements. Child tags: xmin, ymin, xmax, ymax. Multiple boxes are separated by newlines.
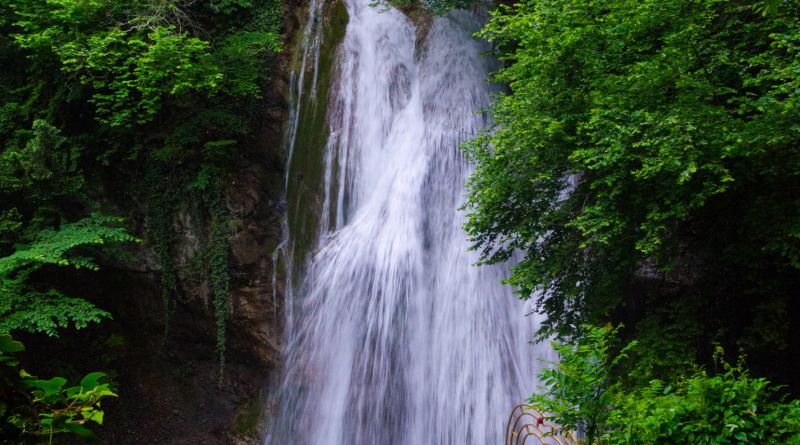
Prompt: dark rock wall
<box><xmin>23</xmin><ymin>1</ymin><xmax>308</xmax><ymax>443</ymax></box>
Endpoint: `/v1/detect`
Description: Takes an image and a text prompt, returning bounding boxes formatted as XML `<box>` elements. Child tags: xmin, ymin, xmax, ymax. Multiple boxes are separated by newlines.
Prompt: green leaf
<box><xmin>0</xmin><ymin>334</ymin><xmax>25</xmax><ymax>353</ymax></box>
<box><xmin>26</xmin><ymin>377</ymin><xmax>67</xmax><ymax>396</ymax></box>
<box><xmin>80</xmin><ymin>371</ymin><xmax>106</xmax><ymax>390</ymax></box>
<box><xmin>66</xmin><ymin>422</ymin><xmax>96</xmax><ymax>439</ymax></box>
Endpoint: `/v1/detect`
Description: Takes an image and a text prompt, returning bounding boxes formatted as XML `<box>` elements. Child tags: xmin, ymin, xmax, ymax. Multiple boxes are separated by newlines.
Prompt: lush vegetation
<box><xmin>465</xmin><ymin>0</ymin><xmax>800</xmax><ymax>385</ymax></box>
<box><xmin>4</xmin><ymin>0</ymin><xmax>799</xmax><ymax>440</ymax></box>
<box><xmin>1</xmin><ymin>334</ymin><xmax>116</xmax><ymax>444</ymax></box>
<box><xmin>534</xmin><ymin>326</ymin><xmax>800</xmax><ymax>444</ymax></box>
<box><xmin>1</xmin><ymin>0</ymin><xmax>282</xmax><ymax>440</ymax></box>
<box><xmin>451</xmin><ymin>0</ymin><xmax>800</xmax><ymax>440</ymax></box>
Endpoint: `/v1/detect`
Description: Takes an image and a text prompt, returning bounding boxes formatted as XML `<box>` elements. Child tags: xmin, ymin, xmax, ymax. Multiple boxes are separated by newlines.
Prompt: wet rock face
<box><xmin>231</xmin><ymin>230</ymin><xmax>262</xmax><ymax>266</ymax></box>
<box><xmin>16</xmin><ymin>2</ymin><xmax>305</xmax><ymax>445</ymax></box>
<box><xmin>225</xmin><ymin>157</ymin><xmax>285</xmax><ymax>369</ymax></box>
<box><xmin>76</xmin><ymin>3</ymin><xmax>303</xmax><ymax>445</ymax></box>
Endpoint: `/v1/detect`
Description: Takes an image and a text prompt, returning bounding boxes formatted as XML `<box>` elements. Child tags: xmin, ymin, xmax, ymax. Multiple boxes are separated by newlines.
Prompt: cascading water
<box><xmin>268</xmin><ymin>0</ymin><xmax>553</xmax><ymax>443</ymax></box>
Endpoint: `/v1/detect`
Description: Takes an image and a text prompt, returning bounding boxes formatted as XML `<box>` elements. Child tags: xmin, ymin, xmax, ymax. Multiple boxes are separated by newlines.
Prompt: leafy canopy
<box><xmin>1</xmin><ymin>0</ymin><xmax>282</xmax><ymax>377</ymax></box>
<box><xmin>464</xmin><ymin>0</ymin><xmax>800</xmax><ymax>379</ymax></box>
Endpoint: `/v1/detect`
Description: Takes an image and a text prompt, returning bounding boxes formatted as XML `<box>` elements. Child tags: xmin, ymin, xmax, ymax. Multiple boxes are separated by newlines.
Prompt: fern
<box><xmin>0</xmin><ymin>214</ymin><xmax>135</xmax><ymax>274</ymax></box>
<box><xmin>0</xmin><ymin>214</ymin><xmax>137</xmax><ymax>336</ymax></box>
<box><xmin>0</xmin><ymin>285</ymin><xmax>110</xmax><ymax>336</ymax></box>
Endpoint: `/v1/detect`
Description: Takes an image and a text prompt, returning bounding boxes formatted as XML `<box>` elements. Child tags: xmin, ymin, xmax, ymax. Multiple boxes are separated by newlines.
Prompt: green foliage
<box><xmin>371</xmin><ymin>0</ymin><xmax>483</xmax><ymax>15</ymax></box>
<box><xmin>0</xmin><ymin>120</ymin><xmax>82</xmax><ymax>205</ymax></box>
<box><xmin>1</xmin><ymin>0</ymin><xmax>282</xmax><ymax>388</ymax></box>
<box><xmin>56</xmin><ymin>25</ymin><xmax>222</xmax><ymax>127</ymax></box>
<box><xmin>533</xmin><ymin>326</ymin><xmax>800</xmax><ymax>445</ymax></box>
<box><xmin>214</xmin><ymin>31</ymin><xmax>280</xmax><ymax>98</ymax></box>
<box><xmin>206</xmin><ymin>185</ymin><xmax>230</xmax><ymax>384</ymax></box>
<box><xmin>531</xmin><ymin>325</ymin><xmax>636</xmax><ymax>443</ymax></box>
<box><xmin>465</xmin><ymin>0</ymin><xmax>800</xmax><ymax>379</ymax></box>
<box><xmin>605</xmin><ymin>355</ymin><xmax>800</xmax><ymax>444</ymax></box>
<box><xmin>10</xmin><ymin>0</ymin><xmax>281</xmax><ymax>128</ymax></box>
<box><xmin>6</xmin><ymin>0</ymin><xmax>282</xmax><ymax>139</ymax></box>
<box><xmin>0</xmin><ymin>214</ymin><xmax>137</xmax><ymax>336</ymax></box>
<box><xmin>144</xmin><ymin>166</ymin><xmax>179</xmax><ymax>339</ymax></box>
<box><xmin>1</xmin><ymin>333</ymin><xmax>116</xmax><ymax>443</ymax></box>
<box><xmin>0</xmin><ymin>284</ymin><xmax>111</xmax><ymax>338</ymax></box>
<box><xmin>212</xmin><ymin>0</ymin><xmax>255</xmax><ymax>15</ymax></box>
<box><xmin>0</xmin><ymin>214</ymin><xmax>136</xmax><ymax>273</ymax></box>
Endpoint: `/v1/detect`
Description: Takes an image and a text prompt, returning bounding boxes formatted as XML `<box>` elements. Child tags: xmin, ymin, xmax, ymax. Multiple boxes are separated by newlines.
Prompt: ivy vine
<box><xmin>205</xmin><ymin>181</ymin><xmax>231</xmax><ymax>384</ymax></box>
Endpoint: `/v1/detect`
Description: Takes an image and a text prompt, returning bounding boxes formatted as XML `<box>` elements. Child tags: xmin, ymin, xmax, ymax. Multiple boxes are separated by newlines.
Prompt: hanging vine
<box><xmin>204</xmin><ymin>179</ymin><xmax>232</xmax><ymax>384</ymax></box>
<box><xmin>145</xmin><ymin>165</ymin><xmax>179</xmax><ymax>341</ymax></box>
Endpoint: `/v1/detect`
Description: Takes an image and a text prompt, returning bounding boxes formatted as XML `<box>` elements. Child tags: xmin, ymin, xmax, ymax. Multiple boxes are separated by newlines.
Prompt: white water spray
<box><xmin>268</xmin><ymin>1</ymin><xmax>552</xmax><ymax>443</ymax></box>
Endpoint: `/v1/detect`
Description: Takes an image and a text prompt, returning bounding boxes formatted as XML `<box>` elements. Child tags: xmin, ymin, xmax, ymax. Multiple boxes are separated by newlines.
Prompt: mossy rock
<box><xmin>285</xmin><ymin>0</ymin><xmax>350</xmax><ymax>279</ymax></box>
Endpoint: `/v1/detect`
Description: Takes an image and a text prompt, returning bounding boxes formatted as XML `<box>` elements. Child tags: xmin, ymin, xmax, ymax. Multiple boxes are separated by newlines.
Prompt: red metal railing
<box><xmin>505</xmin><ymin>404</ymin><xmax>579</xmax><ymax>445</ymax></box>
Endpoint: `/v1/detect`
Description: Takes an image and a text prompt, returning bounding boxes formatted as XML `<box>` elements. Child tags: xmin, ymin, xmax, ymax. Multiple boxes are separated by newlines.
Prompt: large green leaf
<box><xmin>26</xmin><ymin>376</ymin><xmax>67</xmax><ymax>396</ymax></box>
<box><xmin>0</xmin><ymin>333</ymin><xmax>25</xmax><ymax>353</ymax></box>
<box><xmin>79</xmin><ymin>371</ymin><xmax>106</xmax><ymax>390</ymax></box>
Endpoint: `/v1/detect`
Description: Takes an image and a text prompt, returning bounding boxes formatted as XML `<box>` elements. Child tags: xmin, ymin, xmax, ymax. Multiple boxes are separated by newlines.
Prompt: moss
<box><xmin>285</xmin><ymin>0</ymin><xmax>349</xmax><ymax>277</ymax></box>
<box><xmin>233</xmin><ymin>398</ymin><xmax>265</xmax><ymax>438</ymax></box>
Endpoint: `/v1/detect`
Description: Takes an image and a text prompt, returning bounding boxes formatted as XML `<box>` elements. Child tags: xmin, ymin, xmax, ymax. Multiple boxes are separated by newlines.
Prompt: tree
<box><xmin>464</xmin><ymin>0</ymin><xmax>800</xmax><ymax>381</ymax></box>
<box><xmin>1</xmin><ymin>0</ymin><xmax>283</xmax><ymax>379</ymax></box>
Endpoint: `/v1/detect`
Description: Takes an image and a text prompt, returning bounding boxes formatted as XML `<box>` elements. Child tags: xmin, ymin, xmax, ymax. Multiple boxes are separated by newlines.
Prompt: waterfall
<box><xmin>268</xmin><ymin>0</ymin><xmax>553</xmax><ymax>443</ymax></box>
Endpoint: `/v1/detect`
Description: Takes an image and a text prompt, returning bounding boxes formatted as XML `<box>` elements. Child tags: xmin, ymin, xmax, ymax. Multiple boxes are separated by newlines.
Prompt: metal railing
<box><xmin>505</xmin><ymin>404</ymin><xmax>580</xmax><ymax>445</ymax></box>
